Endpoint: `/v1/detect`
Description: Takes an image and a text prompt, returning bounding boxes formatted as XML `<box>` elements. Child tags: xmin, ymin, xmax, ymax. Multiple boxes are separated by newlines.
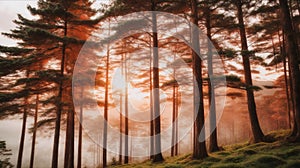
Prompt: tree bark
<box><xmin>77</xmin><ymin>88</ymin><xmax>83</xmax><ymax>168</ymax></box>
<box><xmin>171</xmin><ymin>84</ymin><xmax>176</xmax><ymax>157</ymax></box>
<box><xmin>29</xmin><ymin>94</ymin><xmax>39</xmax><ymax>168</ymax></box>
<box><xmin>279</xmin><ymin>29</ymin><xmax>292</xmax><ymax>129</ymax></box>
<box><xmin>124</xmin><ymin>43</ymin><xmax>129</xmax><ymax>164</ymax></box>
<box><xmin>151</xmin><ymin>0</ymin><xmax>164</xmax><ymax>163</ymax></box>
<box><xmin>190</xmin><ymin>0</ymin><xmax>208</xmax><ymax>159</ymax></box>
<box><xmin>236</xmin><ymin>0</ymin><xmax>264</xmax><ymax>143</ymax></box>
<box><xmin>149</xmin><ymin>37</ymin><xmax>155</xmax><ymax>160</ymax></box>
<box><xmin>119</xmin><ymin>54</ymin><xmax>124</xmax><ymax>164</ymax></box>
<box><xmin>205</xmin><ymin>4</ymin><xmax>219</xmax><ymax>153</ymax></box>
<box><xmin>102</xmin><ymin>22</ymin><xmax>110</xmax><ymax>168</ymax></box>
<box><xmin>52</xmin><ymin>13</ymin><xmax>67</xmax><ymax>168</ymax></box>
<box><xmin>17</xmin><ymin>94</ymin><xmax>28</xmax><ymax>168</ymax></box>
<box><xmin>280</xmin><ymin>0</ymin><xmax>300</xmax><ymax>141</ymax></box>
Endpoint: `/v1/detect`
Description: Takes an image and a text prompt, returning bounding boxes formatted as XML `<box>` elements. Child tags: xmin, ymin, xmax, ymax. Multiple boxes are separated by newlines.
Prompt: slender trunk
<box><xmin>69</xmin><ymin>107</ymin><xmax>75</xmax><ymax>168</ymax></box>
<box><xmin>149</xmin><ymin>37</ymin><xmax>155</xmax><ymax>160</ymax></box>
<box><xmin>280</xmin><ymin>0</ymin><xmax>300</xmax><ymax>141</ymax></box>
<box><xmin>171</xmin><ymin>49</ymin><xmax>177</xmax><ymax>157</ymax></box>
<box><xmin>171</xmin><ymin>84</ymin><xmax>176</xmax><ymax>157</ymax></box>
<box><xmin>151</xmin><ymin>0</ymin><xmax>164</xmax><ymax>162</ymax></box>
<box><xmin>279</xmin><ymin>29</ymin><xmax>292</xmax><ymax>129</ymax></box>
<box><xmin>64</xmin><ymin>105</ymin><xmax>75</xmax><ymax>168</ymax></box>
<box><xmin>175</xmin><ymin>86</ymin><xmax>179</xmax><ymax>156</ymax></box>
<box><xmin>17</xmin><ymin>90</ymin><xmax>28</xmax><ymax>168</ymax></box>
<box><xmin>205</xmin><ymin>5</ymin><xmax>219</xmax><ymax>152</ymax></box>
<box><xmin>102</xmin><ymin>21</ymin><xmax>110</xmax><ymax>168</ymax></box>
<box><xmin>236</xmin><ymin>0</ymin><xmax>264</xmax><ymax>143</ymax></box>
<box><xmin>284</xmin><ymin>27</ymin><xmax>297</xmax><ymax>133</ymax></box>
<box><xmin>119</xmin><ymin>92</ymin><xmax>123</xmax><ymax>164</ymax></box>
<box><xmin>64</xmin><ymin>107</ymin><xmax>70</xmax><ymax>168</ymax></box>
<box><xmin>29</xmin><ymin>94</ymin><xmax>39</xmax><ymax>168</ymax></box>
<box><xmin>190</xmin><ymin>0</ymin><xmax>208</xmax><ymax>159</ymax></box>
<box><xmin>52</xmin><ymin>13</ymin><xmax>67</xmax><ymax>168</ymax></box>
<box><xmin>124</xmin><ymin>49</ymin><xmax>129</xmax><ymax>164</ymax></box>
<box><xmin>119</xmin><ymin>54</ymin><xmax>124</xmax><ymax>164</ymax></box>
<box><xmin>77</xmin><ymin>88</ymin><xmax>83</xmax><ymax>168</ymax></box>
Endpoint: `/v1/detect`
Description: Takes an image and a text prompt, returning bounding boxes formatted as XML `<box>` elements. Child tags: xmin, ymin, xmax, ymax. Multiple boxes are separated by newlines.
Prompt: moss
<box><xmin>211</xmin><ymin>163</ymin><xmax>242</xmax><ymax>168</ymax></box>
<box><xmin>242</xmin><ymin>149</ymin><xmax>257</xmax><ymax>155</ymax></box>
<box><xmin>164</xmin><ymin>164</ymin><xmax>184</xmax><ymax>168</ymax></box>
<box><xmin>244</xmin><ymin>155</ymin><xmax>286</xmax><ymax>168</ymax></box>
<box><xmin>204</xmin><ymin>156</ymin><xmax>221</xmax><ymax>162</ymax></box>
<box><xmin>185</xmin><ymin>159</ymin><xmax>202</xmax><ymax>166</ymax></box>
<box><xmin>222</xmin><ymin>155</ymin><xmax>245</xmax><ymax>163</ymax></box>
<box><xmin>109</xmin><ymin>130</ymin><xmax>300</xmax><ymax>168</ymax></box>
<box><xmin>215</xmin><ymin>151</ymin><xmax>231</xmax><ymax>156</ymax></box>
<box><xmin>284</xmin><ymin>160</ymin><xmax>300</xmax><ymax>168</ymax></box>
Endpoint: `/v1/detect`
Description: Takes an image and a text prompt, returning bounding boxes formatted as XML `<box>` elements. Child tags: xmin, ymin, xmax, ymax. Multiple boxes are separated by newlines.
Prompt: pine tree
<box><xmin>234</xmin><ymin>0</ymin><xmax>265</xmax><ymax>143</ymax></box>
<box><xmin>1</xmin><ymin>0</ymin><xmax>98</xmax><ymax>167</ymax></box>
<box><xmin>279</xmin><ymin>0</ymin><xmax>300</xmax><ymax>141</ymax></box>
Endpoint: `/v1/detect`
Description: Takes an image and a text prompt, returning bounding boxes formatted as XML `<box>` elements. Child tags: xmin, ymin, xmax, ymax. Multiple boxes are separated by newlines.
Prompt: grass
<box><xmin>109</xmin><ymin>130</ymin><xmax>300</xmax><ymax>168</ymax></box>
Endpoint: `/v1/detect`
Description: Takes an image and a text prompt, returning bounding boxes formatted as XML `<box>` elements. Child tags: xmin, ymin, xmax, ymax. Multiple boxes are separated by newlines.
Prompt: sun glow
<box><xmin>111</xmin><ymin>68</ymin><xmax>150</xmax><ymax>113</ymax></box>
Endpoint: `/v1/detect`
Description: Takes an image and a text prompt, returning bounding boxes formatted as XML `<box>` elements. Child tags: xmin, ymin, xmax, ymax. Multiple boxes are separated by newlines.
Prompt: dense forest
<box><xmin>0</xmin><ymin>0</ymin><xmax>300</xmax><ymax>167</ymax></box>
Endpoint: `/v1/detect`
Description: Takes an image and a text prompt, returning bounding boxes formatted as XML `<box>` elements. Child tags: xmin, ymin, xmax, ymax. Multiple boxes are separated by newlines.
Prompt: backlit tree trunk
<box><xmin>235</xmin><ymin>0</ymin><xmax>264</xmax><ymax>143</ymax></box>
<box><xmin>151</xmin><ymin>0</ymin><xmax>164</xmax><ymax>162</ymax></box>
<box><xmin>29</xmin><ymin>94</ymin><xmax>39</xmax><ymax>168</ymax></box>
<box><xmin>280</xmin><ymin>0</ymin><xmax>300</xmax><ymax>141</ymax></box>
<box><xmin>205</xmin><ymin>4</ymin><xmax>219</xmax><ymax>152</ymax></box>
<box><xmin>190</xmin><ymin>0</ymin><xmax>208</xmax><ymax>159</ymax></box>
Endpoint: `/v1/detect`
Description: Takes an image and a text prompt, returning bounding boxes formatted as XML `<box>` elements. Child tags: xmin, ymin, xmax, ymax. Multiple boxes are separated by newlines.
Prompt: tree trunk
<box><xmin>29</xmin><ymin>94</ymin><xmax>39</xmax><ymax>168</ymax></box>
<box><xmin>171</xmin><ymin>84</ymin><xmax>176</xmax><ymax>157</ymax></box>
<box><xmin>64</xmin><ymin>107</ymin><xmax>70</xmax><ymax>168</ymax></box>
<box><xmin>77</xmin><ymin>88</ymin><xmax>83</xmax><ymax>168</ymax></box>
<box><xmin>279</xmin><ymin>0</ymin><xmax>300</xmax><ymax>141</ymax></box>
<box><xmin>151</xmin><ymin>0</ymin><xmax>164</xmax><ymax>162</ymax></box>
<box><xmin>279</xmin><ymin>29</ymin><xmax>292</xmax><ymax>129</ymax></box>
<box><xmin>17</xmin><ymin>95</ymin><xmax>28</xmax><ymax>168</ymax></box>
<box><xmin>205</xmin><ymin>5</ymin><xmax>219</xmax><ymax>153</ymax></box>
<box><xmin>149</xmin><ymin>37</ymin><xmax>155</xmax><ymax>160</ymax></box>
<box><xmin>52</xmin><ymin>14</ymin><xmax>67</xmax><ymax>168</ymax></box>
<box><xmin>175</xmin><ymin>86</ymin><xmax>179</xmax><ymax>156</ymax></box>
<box><xmin>102</xmin><ymin>22</ymin><xmax>110</xmax><ymax>168</ymax></box>
<box><xmin>171</xmin><ymin>49</ymin><xmax>177</xmax><ymax>157</ymax></box>
<box><xmin>119</xmin><ymin>92</ymin><xmax>123</xmax><ymax>164</ymax></box>
<box><xmin>119</xmin><ymin>54</ymin><xmax>124</xmax><ymax>164</ymax></box>
<box><xmin>190</xmin><ymin>0</ymin><xmax>208</xmax><ymax>159</ymax></box>
<box><xmin>236</xmin><ymin>0</ymin><xmax>264</xmax><ymax>143</ymax></box>
<box><xmin>124</xmin><ymin>47</ymin><xmax>129</xmax><ymax>164</ymax></box>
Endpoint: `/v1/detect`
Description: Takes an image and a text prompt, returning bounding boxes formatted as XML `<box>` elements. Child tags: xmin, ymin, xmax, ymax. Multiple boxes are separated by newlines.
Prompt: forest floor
<box><xmin>109</xmin><ymin>130</ymin><xmax>300</xmax><ymax>168</ymax></box>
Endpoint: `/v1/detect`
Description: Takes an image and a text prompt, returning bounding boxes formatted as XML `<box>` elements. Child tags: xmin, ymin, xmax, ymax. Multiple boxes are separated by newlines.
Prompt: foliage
<box><xmin>0</xmin><ymin>141</ymin><xmax>13</xmax><ymax>168</ymax></box>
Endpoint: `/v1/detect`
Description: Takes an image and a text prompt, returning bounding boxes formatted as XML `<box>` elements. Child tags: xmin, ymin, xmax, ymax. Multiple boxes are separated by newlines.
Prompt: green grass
<box><xmin>110</xmin><ymin>130</ymin><xmax>300</xmax><ymax>168</ymax></box>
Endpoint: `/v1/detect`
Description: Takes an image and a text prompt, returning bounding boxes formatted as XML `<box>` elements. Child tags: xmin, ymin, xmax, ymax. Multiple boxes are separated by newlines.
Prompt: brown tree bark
<box><xmin>29</xmin><ymin>94</ymin><xmax>39</xmax><ymax>168</ymax></box>
<box><xmin>149</xmin><ymin>37</ymin><xmax>155</xmax><ymax>160</ymax></box>
<box><xmin>17</xmin><ymin>95</ymin><xmax>28</xmax><ymax>168</ymax></box>
<box><xmin>235</xmin><ymin>0</ymin><xmax>264</xmax><ymax>143</ymax></box>
<box><xmin>77</xmin><ymin>88</ymin><xmax>83</xmax><ymax>168</ymax></box>
<box><xmin>190</xmin><ymin>0</ymin><xmax>208</xmax><ymax>159</ymax></box>
<box><xmin>102</xmin><ymin>25</ymin><xmax>110</xmax><ymax>168</ymax></box>
<box><xmin>280</xmin><ymin>0</ymin><xmax>300</xmax><ymax>141</ymax></box>
<box><xmin>52</xmin><ymin>13</ymin><xmax>67</xmax><ymax>168</ymax></box>
<box><xmin>124</xmin><ymin>43</ymin><xmax>129</xmax><ymax>164</ymax></box>
<box><xmin>205</xmin><ymin>4</ymin><xmax>219</xmax><ymax>153</ymax></box>
<box><xmin>151</xmin><ymin>0</ymin><xmax>164</xmax><ymax>163</ymax></box>
<box><xmin>279</xmin><ymin>29</ymin><xmax>292</xmax><ymax>129</ymax></box>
